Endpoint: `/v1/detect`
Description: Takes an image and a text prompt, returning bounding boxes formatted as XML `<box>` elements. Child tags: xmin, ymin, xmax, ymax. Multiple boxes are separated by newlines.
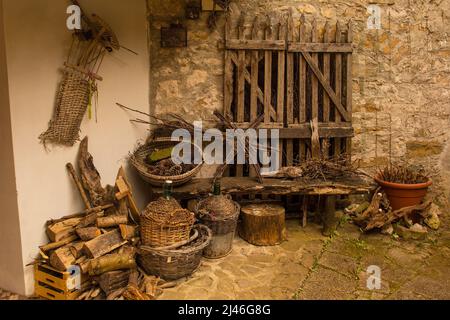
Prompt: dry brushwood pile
<box><xmin>30</xmin><ymin>137</ymin><xmax>177</xmax><ymax>300</ymax></box>
<box><xmin>266</xmin><ymin>155</ymin><xmax>363</xmax><ymax>183</ymax></box>
<box><xmin>349</xmin><ymin>188</ymin><xmax>432</xmax><ymax>232</ymax></box>
<box><xmin>376</xmin><ymin>164</ymin><xmax>429</xmax><ymax>184</ymax></box>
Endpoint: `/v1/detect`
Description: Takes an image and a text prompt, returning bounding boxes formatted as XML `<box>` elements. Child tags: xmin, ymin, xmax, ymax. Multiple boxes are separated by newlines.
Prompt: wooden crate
<box><xmin>34</xmin><ymin>264</ymin><xmax>84</xmax><ymax>300</ymax></box>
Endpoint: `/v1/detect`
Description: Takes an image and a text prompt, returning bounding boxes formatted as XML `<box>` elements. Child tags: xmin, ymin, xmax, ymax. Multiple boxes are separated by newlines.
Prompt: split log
<box><xmin>119</xmin><ymin>224</ymin><xmax>138</xmax><ymax>240</ymax></box>
<box><xmin>76</xmin><ymin>227</ymin><xmax>102</xmax><ymax>241</ymax></box>
<box><xmin>78</xmin><ymin>137</ymin><xmax>107</xmax><ymax>206</ymax></box>
<box><xmin>46</xmin><ymin>204</ymin><xmax>113</xmax><ymax>226</ymax></box>
<box><xmin>49</xmin><ymin>246</ymin><xmax>76</xmax><ymax>271</ymax></box>
<box><xmin>97</xmin><ymin>215</ymin><xmax>128</xmax><ymax>228</ymax></box>
<box><xmin>118</xmin><ymin>198</ymin><xmax>128</xmax><ymax>217</ymax></box>
<box><xmin>106</xmin><ymin>288</ymin><xmax>126</xmax><ymax>300</ymax></box>
<box><xmin>122</xmin><ymin>270</ymin><xmax>151</xmax><ymax>300</ymax></box>
<box><xmin>239</xmin><ymin>204</ymin><xmax>286</xmax><ymax>246</ymax></box>
<box><xmin>79</xmin><ymin>260</ymin><xmax>91</xmax><ymax>274</ymax></box>
<box><xmin>46</xmin><ymin>217</ymin><xmax>82</xmax><ymax>242</ymax></box>
<box><xmin>98</xmin><ymin>270</ymin><xmax>132</xmax><ymax>294</ymax></box>
<box><xmin>115</xmin><ymin>168</ymin><xmax>140</xmax><ymax>222</ymax></box>
<box><xmin>68</xmin><ymin>242</ymin><xmax>85</xmax><ymax>259</ymax></box>
<box><xmin>77</xmin><ymin>211</ymin><xmax>105</xmax><ymax>229</ymax></box>
<box><xmin>40</xmin><ymin>235</ymin><xmax>78</xmax><ymax>252</ymax></box>
<box><xmin>83</xmin><ymin>229</ymin><xmax>126</xmax><ymax>259</ymax></box>
<box><xmin>88</xmin><ymin>251</ymin><xmax>136</xmax><ymax>276</ymax></box>
<box><xmin>66</xmin><ymin>163</ymin><xmax>92</xmax><ymax>209</ymax></box>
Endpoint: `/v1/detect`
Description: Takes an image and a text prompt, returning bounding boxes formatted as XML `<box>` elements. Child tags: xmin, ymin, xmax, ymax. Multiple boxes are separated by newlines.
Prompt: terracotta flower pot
<box><xmin>374</xmin><ymin>176</ymin><xmax>432</xmax><ymax>211</ymax></box>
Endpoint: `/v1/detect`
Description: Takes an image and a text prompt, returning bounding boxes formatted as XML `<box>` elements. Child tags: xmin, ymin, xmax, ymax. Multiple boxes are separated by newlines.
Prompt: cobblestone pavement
<box><xmin>2</xmin><ymin>211</ymin><xmax>449</xmax><ymax>300</ymax></box>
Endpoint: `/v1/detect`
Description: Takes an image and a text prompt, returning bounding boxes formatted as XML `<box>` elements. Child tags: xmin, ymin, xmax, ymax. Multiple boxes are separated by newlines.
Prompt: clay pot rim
<box><xmin>374</xmin><ymin>176</ymin><xmax>432</xmax><ymax>190</ymax></box>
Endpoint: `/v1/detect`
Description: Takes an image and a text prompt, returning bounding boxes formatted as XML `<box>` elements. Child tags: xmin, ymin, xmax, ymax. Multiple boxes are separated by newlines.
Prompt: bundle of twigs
<box><xmin>116</xmin><ymin>103</ymin><xmax>196</xmax><ymax>137</ymax></box>
<box><xmin>298</xmin><ymin>156</ymin><xmax>354</xmax><ymax>181</ymax></box>
<box><xmin>376</xmin><ymin>164</ymin><xmax>428</xmax><ymax>184</ymax></box>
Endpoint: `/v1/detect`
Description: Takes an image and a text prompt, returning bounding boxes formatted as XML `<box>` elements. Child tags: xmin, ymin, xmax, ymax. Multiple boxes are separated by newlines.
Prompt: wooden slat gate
<box><xmin>224</xmin><ymin>13</ymin><xmax>353</xmax><ymax>179</ymax></box>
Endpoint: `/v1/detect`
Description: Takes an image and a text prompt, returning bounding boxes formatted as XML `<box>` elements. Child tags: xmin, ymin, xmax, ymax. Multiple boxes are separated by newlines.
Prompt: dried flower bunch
<box><xmin>376</xmin><ymin>164</ymin><xmax>428</xmax><ymax>184</ymax></box>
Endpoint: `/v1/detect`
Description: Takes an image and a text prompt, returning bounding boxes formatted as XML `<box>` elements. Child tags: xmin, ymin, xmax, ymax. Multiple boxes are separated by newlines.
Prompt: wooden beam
<box><xmin>288</xmin><ymin>42</ymin><xmax>353</xmax><ymax>53</ymax></box>
<box><xmin>226</xmin><ymin>39</ymin><xmax>286</xmax><ymax>50</ymax></box>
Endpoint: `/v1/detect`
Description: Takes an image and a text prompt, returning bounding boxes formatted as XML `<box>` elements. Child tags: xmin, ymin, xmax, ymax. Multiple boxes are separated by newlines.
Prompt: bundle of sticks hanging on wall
<box><xmin>40</xmin><ymin>1</ymin><xmax>120</xmax><ymax>147</ymax></box>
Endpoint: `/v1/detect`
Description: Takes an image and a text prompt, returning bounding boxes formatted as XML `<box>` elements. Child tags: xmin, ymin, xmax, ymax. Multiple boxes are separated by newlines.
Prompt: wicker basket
<box><xmin>130</xmin><ymin>138</ymin><xmax>203</xmax><ymax>187</ymax></box>
<box><xmin>137</xmin><ymin>224</ymin><xmax>212</xmax><ymax>280</ymax></box>
<box><xmin>141</xmin><ymin>198</ymin><xmax>195</xmax><ymax>247</ymax></box>
<box><xmin>40</xmin><ymin>67</ymin><xmax>91</xmax><ymax>146</ymax></box>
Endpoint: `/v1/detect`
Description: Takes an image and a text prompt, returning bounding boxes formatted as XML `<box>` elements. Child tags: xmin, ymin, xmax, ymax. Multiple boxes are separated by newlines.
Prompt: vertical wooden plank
<box><xmin>334</xmin><ymin>21</ymin><xmax>343</xmax><ymax>158</ymax></box>
<box><xmin>322</xmin><ymin>22</ymin><xmax>331</xmax><ymax>158</ymax></box>
<box><xmin>286</xmin><ymin>11</ymin><xmax>294</xmax><ymax>166</ymax></box>
<box><xmin>311</xmin><ymin>19</ymin><xmax>319</xmax><ymax>122</ymax></box>
<box><xmin>235</xmin><ymin>15</ymin><xmax>246</xmax><ymax>177</ymax></box>
<box><xmin>250</xmin><ymin>16</ymin><xmax>260</xmax><ymax>122</ymax></box>
<box><xmin>277</xmin><ymin>17</ymin><xmax>286</xmax><ymax>169</ymax></box>
<box><xmin>298</xmin><ymin>15</ymin><xmax>307</xmax><ymax>162</ymax></box>
<box><xmin>237</xmin><ymin>16</ymin><xmax>246</xmax><ymax>123</ymax></box>
<box><xmin>277</xmin><ymin>19</ymin><xmax>286</xmax><ymax>125</ymax></box>
<box><xmin>264</xmin><ymin>16</ymin><xmax>273</xmax><ymax>124</ymax></box>
<box><xmin>345</xmin><ymin>22</ymin><xmax>353</xmax><ymax>160</ymax></box>
<box><xmin>224</xmin><ymin>14</ymin><xmax>234</xmax><ymax>117</ymax></box>
<box><xmin>249</xmin><ymin>17</ymin><xmax>260</xmax><ymax>178</ymax></box>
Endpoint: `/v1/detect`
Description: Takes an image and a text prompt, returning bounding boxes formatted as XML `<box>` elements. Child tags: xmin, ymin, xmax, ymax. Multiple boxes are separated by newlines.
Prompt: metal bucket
<box><xmin>197</xmin><ymin>202</ymin><xmax>240</xmax><ymax>259</ymax></box>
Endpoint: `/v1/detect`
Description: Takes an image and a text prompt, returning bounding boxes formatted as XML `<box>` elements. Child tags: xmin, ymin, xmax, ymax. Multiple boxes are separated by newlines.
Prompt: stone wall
<box><xmin>148</xmin><ymin>0</ymin><xmax>450</xmax><ymax>202</ymax></box>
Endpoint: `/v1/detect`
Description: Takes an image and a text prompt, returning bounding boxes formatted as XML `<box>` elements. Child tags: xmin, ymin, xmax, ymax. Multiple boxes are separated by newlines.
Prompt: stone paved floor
<box><xmin>2</xmin><ymin>211</ymin><xmax>449</xmax><ymax>300</ymax></box>
<box><xmin>159</xmin><ymin>214</ymin><xmax>450</xmax><ymax>300</ymax></box>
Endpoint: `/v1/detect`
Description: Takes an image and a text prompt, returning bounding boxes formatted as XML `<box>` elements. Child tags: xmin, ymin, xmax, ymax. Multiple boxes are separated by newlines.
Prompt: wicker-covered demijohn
<box><xmin>195</xmin><ymin>194</ymin><xmax>240</xmax><ymax>258</ymax></box>
<box><xmin>138</xmin><ymin>224</ymin><xmax>212</xmax><ymax>280</ymax></box>
<box><xmin>130</xmin><ymin>138</ymin><xmax>203</xmax><ymax>187</ymax></box>
<box><xmin>141</xmin><ymin>197</ymin><xmax>195</xmax><ymax>247</ymax></box>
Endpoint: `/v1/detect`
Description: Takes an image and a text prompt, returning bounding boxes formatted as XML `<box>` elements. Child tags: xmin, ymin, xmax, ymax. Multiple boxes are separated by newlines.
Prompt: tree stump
<box><xmin>239</xmin><ymin>204</ymin><xmax>286</xmax><ymax>246</ymax></box>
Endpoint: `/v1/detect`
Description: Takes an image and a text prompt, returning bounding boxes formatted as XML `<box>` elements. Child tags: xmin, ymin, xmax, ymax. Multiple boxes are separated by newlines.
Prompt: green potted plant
<box><xmin>374</xmin><ymin>164</ymin><xmax>432</xmax><ymax>211</ymax></box>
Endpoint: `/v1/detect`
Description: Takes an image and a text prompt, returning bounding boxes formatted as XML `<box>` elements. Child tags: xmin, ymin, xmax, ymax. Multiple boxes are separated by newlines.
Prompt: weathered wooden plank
<box><xmin>288</xmin><ymin>42</ymin><xmax>352</xmax><ymax>53</ymax></box>
<box><xmin>311</xmin><ymin>19</ymin><xmax>319</xmax><ymax>122</ymax></box>
<box><xmin>299</xmin><ymin>15</ymin><xmax>307</xmax><ymax>124</ymax></box>
<box><xmin>230</xmin><ymin>52</ymin><xmax>277</xmax><ymax>120</ymax></box>
<box><xmin>322</xmin><ymin>22</ymin><xmax>332</xmax><ymax>157</ymax></box>
<box><xmin>278</xmin><ymin>125</ymin><xmax>354</xmax><ymax>139</ymax></box>
<box><xmin>264</xmin><ymin>18</ymin><xmax>273</xmax><ymax>124</ymax></box>
<box><xmin>250</xmin><ymin>17</ymin><xmax>260</xmax><ymax>123</ymax></box>
<box><xmin>225</xmin><ymin>39</ymin><xmax>286</xmax><ymax>50</ymax></box>
<box><xmin>286</xmin><ymin>12</ymin><xmax>294</xmax><ymax>166</ymax></box>
<box><xmin>298</xmin><ymin>15</ymin><xmax>307</xmax><ymax>163</ymax></box>
<box><xmin>150</xmin><ymin>177</ymin><xmax>376</xmax><ymax>200</ymax></box>
<box><xmin>224</xmin><ymin>15</ymin><xmax>234</xmax><ymax>116</ymax></box>
<box><xmin>237</xmin><ymin>18</ymin><xmax>246</xmax><ymax>123</ymax></box>
<box><xmin>345</xmin><ymin>22</ymin><xmax>353</xmax><ymax>159</ymax></box>
<box><xmin>334</xmin><ymin>21</ymin><xmax>343</xmax><ymax>155</ymax></box>
<box><xmin>277</xmin><ymin>20</ymin><xmax>286</xmax><ymax>124</ymax></box>
<box><xmin>301</xmin><ymin>51</ymin><xmax>350</xmax><ymax>122</ymax></box>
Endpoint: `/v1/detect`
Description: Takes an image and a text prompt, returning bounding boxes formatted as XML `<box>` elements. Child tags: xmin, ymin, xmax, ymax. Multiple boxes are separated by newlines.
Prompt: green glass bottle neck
<box><xmin>163</xmin><ymin>180</ymin><xmax>173</xmax><ymax>199</ymax></box>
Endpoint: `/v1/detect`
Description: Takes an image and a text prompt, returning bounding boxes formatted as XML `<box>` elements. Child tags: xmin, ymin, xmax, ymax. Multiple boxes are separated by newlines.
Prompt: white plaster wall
<box><xmin>2</xmin><ymin>0</ymin><xmax>150</xmax><ymax>295</ymax></box>
<box><xmin>0</xmin><ymin>0</ymin><xmax>26</xmax><ymax>295</ymax></box>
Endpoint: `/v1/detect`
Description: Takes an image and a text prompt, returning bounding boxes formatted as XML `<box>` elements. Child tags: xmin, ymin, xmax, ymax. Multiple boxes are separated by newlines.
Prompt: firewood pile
<box><xmin>347</xmin><ymin>188</ymin><xmax>436</xmax><ymax>235</ymax></box>
<box><xmin>30</xmin><ymin>136</ymin><xmax>176</xmax><ymax>300</ymax></box>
